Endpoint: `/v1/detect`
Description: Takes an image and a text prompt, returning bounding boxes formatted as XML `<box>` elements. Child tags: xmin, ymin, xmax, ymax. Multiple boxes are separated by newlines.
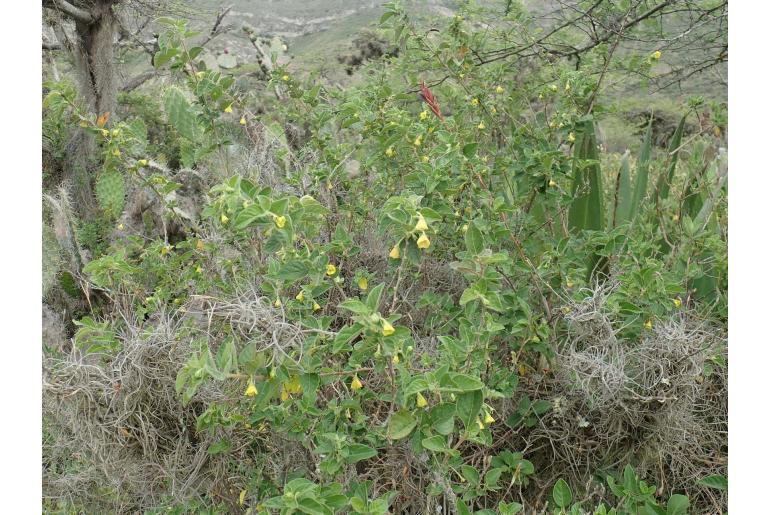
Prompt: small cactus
<box><xmin>95</xmin><ymin>168</ymin><xmax>125</xmax><ymax>217</ymax></box>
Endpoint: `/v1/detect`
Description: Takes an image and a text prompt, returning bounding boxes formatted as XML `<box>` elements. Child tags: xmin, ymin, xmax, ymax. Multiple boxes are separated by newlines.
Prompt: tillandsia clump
<box><xmin>42</xmin><ymin>2</ymin><xmax>727</xmax><ymax>514</ymax></box>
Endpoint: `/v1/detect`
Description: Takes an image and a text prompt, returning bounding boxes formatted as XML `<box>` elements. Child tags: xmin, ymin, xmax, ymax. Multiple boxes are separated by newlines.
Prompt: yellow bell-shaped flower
<box><xmin>414</xmin><ymin>214</ymin><xmax>429</xmax><ymax>232</ymax></box>
<box><xmin>295</xmin><ymin>291</ymin><xmax>304</xmax><ymax>302</ymax></box>
<box><xmin>416</xmin><ymin>392</ymin><xmax>428</xmax><ymax>408</ymax></box>
<box><xmin>351</xmin><ymin>375</ymin><xmax>363</xmax><ymax>391</ymax></box>
<box><xmin>326</xmin><ymin>263</ymin><xmax>337</xmax><ymax>276</ymax></box>
<box><xmin>389</xmin><ymin>244</ymin><xmax>401</xmax><ymax>259</ymax></box>
<box><xmin>417</xmin><ymin>232</ymin><xmax>431</xmax><ymax>249</ymax></box>
<box><xmin>382</xmin><ymin>320</ymin><xmax>395</xmax><ymax>336</ymax></box>
<box><xmin>274</xmin><ymin>215</ymin><xmax>286</xmax><ymax>228</ymax></box>
<box><xmin>358</xmin><ymin>277</ymin><xmax>369</xmax><ymax>290</ymax></box>
<box><xmin>245</xmin><ymin>379</ymin><xmax>258</xmax><ymax>397</ymax></box>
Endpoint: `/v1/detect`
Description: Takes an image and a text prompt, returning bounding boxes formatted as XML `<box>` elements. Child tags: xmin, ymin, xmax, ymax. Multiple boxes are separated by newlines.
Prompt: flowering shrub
<box><xmin>43</xmin><ymin>4</ymin><xmax>727</xmax><ymax>514</ymax></box>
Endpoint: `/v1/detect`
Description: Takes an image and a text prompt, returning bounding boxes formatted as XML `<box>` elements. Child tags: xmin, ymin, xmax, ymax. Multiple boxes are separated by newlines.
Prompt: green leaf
<box><xmin>207</xmin><ymin>439</ymin><xmax>231</xmax><ymax>455</ymax></box>
<box><xmin>347</xmin><ymin>444</ymin><xmax>377</xmax><ymax>463</ymax></box>
<box><xmin>298</xmin><ymin>497</ymin><xmax>333</xmax><ymax>515</ymax></box>
<box><xmin>421</xmin><ymin>435</ymin><xmax>448</xmax><ymax>453</ymax></box>
<box><xmin>234</xmin><ymin>204</ymin><xmax>266</xmax><ymax>229</ymax></box>
<box><xmin>456</xmin><ymin>500</ymin><xmax>472</xmax><ymax>515</ymax></box>
<box><xmin>666</xmin><ymin>494</ymin><xmax>689</xmax><ymax>515</ymax></box>
<box><xmin>552</xmin><ymin>478</ymin><xmax>572</xmax><ymax>508</ymax></box>
<box><xmin>697</xmin><ymin>474</ymin><xmax>727</xmax><ymax>490</ymax></box>
<box><xmin>276</xmin><ymin>260</ymin><xmax>309</xmax><ymax>281</ymax></box>
<box><xmin>440</xmin><ymin>373</ymin><xmax>483</xmax><ymax>392</ymax></box>
<box><xmin>365</xmin><ymin>283</ymin><xmax>386</xmax><ymax>312</ymax></box>
<box><xmin>387</xmin><ymin>409</ymin><xmax>417</xmax><ymax>440</ymax></box>
<box><xmin>498</xmin><ymin>501</ymin><xmax>523</xmax><ymax>514</ymax></box>
<box><xmin>339</xmin><ymin>299</ymin><xmax>371</xmax><ymax>315</ymax></box>
<box><xmin>464</xmin><ymin>221</ymin><xmax>484</xmax><ymax>254</ymax></box>
<box><xmin>462</xmin><ymin>143</ymin><xmax>478</xmax><ymax>159</ymax></box>
<box><xmin>455</xmin><ymin>390</ymin><xmax>483</xmax><ymax>430</ymax></box>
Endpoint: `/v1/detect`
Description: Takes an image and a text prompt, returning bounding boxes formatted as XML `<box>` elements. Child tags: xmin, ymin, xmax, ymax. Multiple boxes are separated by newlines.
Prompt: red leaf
<box><xmin>419</xmin><ymin>80</ymin><xmax>444</xmax><ymax>121</ymax></box>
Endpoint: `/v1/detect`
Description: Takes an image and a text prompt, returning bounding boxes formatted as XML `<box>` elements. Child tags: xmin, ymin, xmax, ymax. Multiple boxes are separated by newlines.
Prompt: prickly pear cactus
<box><xmin>95</xmin><ymin>168</ymin><xmax>126</xmax><ymax>217</ymax></box>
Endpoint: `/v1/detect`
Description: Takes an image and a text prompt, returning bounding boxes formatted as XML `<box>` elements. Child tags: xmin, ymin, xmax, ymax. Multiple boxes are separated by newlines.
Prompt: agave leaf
<box><xmin>613</xmin><ymin>150</ymin><xmax>632</xmax><ymax>226</ymax></box>
<box><xmin>568</xmin><ymin>118</ymin><xmax>605</xmax><ymax>232</ymax></box>
<box><xmin>656</xmin><ymin>113</ymin><xmax>687</xmax><ymax>205</ymax></box>
<box><xmin>629</xmin><ymin>116</ymin><xmax>653</xmax><ymax>216</ymax></box>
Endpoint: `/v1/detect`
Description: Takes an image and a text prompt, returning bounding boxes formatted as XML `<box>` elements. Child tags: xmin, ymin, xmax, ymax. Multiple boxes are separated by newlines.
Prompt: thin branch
<box><xmin>43</xmin><ymin>0</ymin><xmax>94</xmax><ymax>24</ymax></box>
<box><xmin>120</xmin><ymin>70</ymin><xmax>156</xmax><ymax>92</ymax></box>
<box><xmin>198</xmin><ymin>4</ymin><xmax>233</xmax><ymax>48</ymax></box>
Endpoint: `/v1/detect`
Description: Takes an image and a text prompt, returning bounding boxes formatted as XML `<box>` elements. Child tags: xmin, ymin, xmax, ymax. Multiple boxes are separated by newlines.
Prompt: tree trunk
<box><xmin>62</xmin><ymin>1</ymin><xmax>119</xmax><ymax>216</ymax></box>
<box><xmin>72</xmin><ymin>1</ymin><xmax>118</xmax><ymax>117</ymax></box>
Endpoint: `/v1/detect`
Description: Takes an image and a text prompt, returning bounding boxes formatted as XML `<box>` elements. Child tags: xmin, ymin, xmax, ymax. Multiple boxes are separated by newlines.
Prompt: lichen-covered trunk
<box><xmin>66</xmin><ymin>2</ymin><xmax>118</xmax><ymax>215</ymax></box>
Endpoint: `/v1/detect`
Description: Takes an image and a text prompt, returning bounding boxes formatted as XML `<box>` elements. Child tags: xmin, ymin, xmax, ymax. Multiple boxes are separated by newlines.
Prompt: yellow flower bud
<box><xmin>274</xmin><ymin>215</ymin><xmax>286</xmax><ymax>228</ymax></box>
<box><xmin>484</xmin><ymin>412</ymin><xmax>495</xmax><ymax>425</ymax></box>
<box><xmin>358</xmin><ymin>277</ymin><xmax>369</xmax><ymax>290</ymax></box>
<box><xmin>196</xmin><ymin>265</ymin><xmax>203</xmax><ymax>274</ymax></box>
<box><xmin>673</xmin><ymin>297</ymin><xmax>682</xmax><ymax>308</ymax></box>
<box><xmin>420</xmin><ymin>110</ymin><xmax>429</xmax><ymax>120</ymax></box>
<box><xmin>477</xmin><ymin>122</ymin><xmax>485</xmax><ymax>130</ymax></box>
<box><xmin>392</xmin><ymin>354</ymin><xmax>400</xmax><ymax>364</ymax></box>
<box><xmin>382</xmin><ymin>320</ymin><xmax>395</xmax><ymax>337</ymax></box>
<box><xmin>138</xmin><ymin>159</ymin><xmax>148</xmax><ymax>167</ymax></box>
<box><xmin>566</xmin><ymin>280</ymin><xmax>574</xmax><ymax>288</ymax></box>
<box><xmin>239</xmin><ymin>490</ymin><xmax>247</xmax><ymax>505</ymax></box>
<box><xmin>224</xmin><ymin>104</ymin><xmax>233</xmax><ymax>113</ymax></box>
<box><xmin>111</xmin><ymin>129</ymin><xmax>120</xmax><ymax>137</ymax></box>
<box><xmin>568</xmin><ymin>132</ymin><xmax>576</xmax><ymax>142</ymax></box>
<box><xmin>385</xmin><ymin>147</ymin><xmax>395</xmax><ymax>157</ymax></box>
<box><xmin>476</xmin><ymin>418</ymin><xmax>485</xmax><ymax>430</ymax></box>
<box><xmin>417</xmin><ymin>232</ymin><xmax>431</xmax><ymax>249</ymax></box>
<box><xmin>220</xmin><ymin>213</ymin><xmax>229</xmax><ymax>225</ymax></box>
<box><xmin>495</xmin><ymin>86</ymin><xmax>504</xmax><ymax>94</ymax></box>
<box><xmin>295</xmin><ymin>291</ymin><xmax>304</xmax><ymax>302</ymax></box>
<box><xmin>644</xmin><ymin>319</ymin><xmax>653</xmax><ymax>329</ymax></box>
<box><xmin>282</xmin><ymin>74</ymin><xmax>289</xmax><ymax>81</ymax></box>
<box><xmin>117</xmin><ymin>223</ymin><xmax>124</xmax><ymax>230</ymax></box>
<box><xmin>351</xmin><ymin>375</ymin><xmax>363</xmax><ymax>391</ymax></box>
<box><xmin>389</xmin><ymin>244</ymin><xmax>401</xmax><ymax>259</ymax></box>
<box><xmin>416</xmin><ymin>392</ymin><xmax>428</xmax><ymax>408</ymax></box>
<box><xmin>326</xmin><ymin>263</ymin><xmax>337</xmax><ymax>276</ymax></box>
<box><xmin>550</xmin><ymin>84</ymin><xmax>558</xmax><ymax>91</ymax></box>
<box><xmin>471</xmin><ymin>98</ymin><xmax>479</xmax><ymax>106</ymax></box>
<box><xmin>313</xmin><ymin>302</ymin><xmax>321</xmax><ymax>311</ymax></box>
<box><xmin>414</xmin><ymin>214</ymin><xmax>429</xmax><ymax>232</ymax></box>
<box><xmin>240</xmin><ymin>116</ymin><xmax>246</xmax><ymax>125</ymax></box>
<box><xmin>413</xmin><ymin>136</ymin><xmax>422</xmax><ymax>146</ymax></box>
<box><xmin>421</xmin><ymin>155</ymin><xmax>430</xmax><ymax>163</ymax></box>
<box><xmin>101</xmin><ymin>129</ymin><xmax>109</xmax><ymax>137</ymax></box>
<box><xmin>274</xmin><ymin>298</ymin><xmax>282</xmax><ymax>308</ymax></box>
<box><xmin>652</xmin><ymin>50</ymin><xmax>662</xmax><ymax>60</ymax></box>
<box><xmin>112</xmin><ymin>148</ymin><xmax>121</xmax><ymax>157</ymax></box>
<box><xmin>245</xmin><ymin>379</ymin><xmax>258</xmax><ymax>397</ymax></box>
<box><xmin>549</xmin><ymin>179</ymin><xmax>557</xmax><ymax>187</ymax></box>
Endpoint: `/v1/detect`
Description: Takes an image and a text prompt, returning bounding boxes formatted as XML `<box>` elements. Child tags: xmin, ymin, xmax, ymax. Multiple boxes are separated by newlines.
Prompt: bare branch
<box><xmin>120</xmin><ymin>70</ymin><xmax>156</xmax><ymax>92</ymax></box>
<box><xmin>198</xmin><ymin>4</ymin><xmax>233</xmax><ymax>48</ymax></box>
<box><xmin>43</xmin><ymin>0</ymin><xmax>94</xmax><ymax>24</ymax></box>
